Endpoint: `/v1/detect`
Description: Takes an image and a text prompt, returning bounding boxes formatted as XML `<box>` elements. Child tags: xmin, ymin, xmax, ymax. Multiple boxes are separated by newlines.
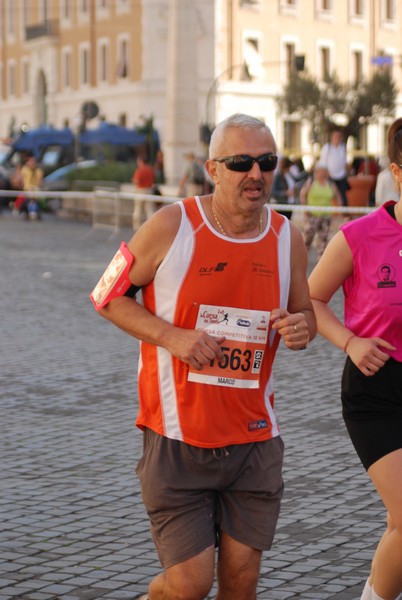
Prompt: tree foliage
<box><xmin>278</xmin><ymin>68</ymin><xmax>397</xmax><ymax>144</ymax></box>
<box><xmin>277</xmin><ymin>72</ymin><xmax>320</xmax><ymax>119</ymax></box>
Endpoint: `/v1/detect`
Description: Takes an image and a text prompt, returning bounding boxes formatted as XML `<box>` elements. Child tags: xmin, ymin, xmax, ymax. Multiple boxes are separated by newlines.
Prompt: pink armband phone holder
<box><xmin>90</xmin><ymin>241</ymin><xmax>135</xmax><ymax>311</ymax></box>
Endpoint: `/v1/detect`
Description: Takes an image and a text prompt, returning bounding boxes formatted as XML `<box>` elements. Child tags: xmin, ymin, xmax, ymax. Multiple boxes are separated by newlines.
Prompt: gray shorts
<box><xmin>135</xmin><ymin>429</ymin><xmax>284</xmax><ymax>568</ymax></box>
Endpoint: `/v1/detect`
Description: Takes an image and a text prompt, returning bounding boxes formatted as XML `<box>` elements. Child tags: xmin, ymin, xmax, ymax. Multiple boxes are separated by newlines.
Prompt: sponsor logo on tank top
<box><xmin>248</xmin><ymin>419</ymin><xmax>269</xmax><ymax>431</ymax></box>
<box><xmin>199</xmin><ymin>262</ymin><xmax>228</xmax><ymax>275</ymax></box>
<box><xmin>252</xmin><ymin>262</ymin><xmax>274</xmax><ymax>277</ymax></box>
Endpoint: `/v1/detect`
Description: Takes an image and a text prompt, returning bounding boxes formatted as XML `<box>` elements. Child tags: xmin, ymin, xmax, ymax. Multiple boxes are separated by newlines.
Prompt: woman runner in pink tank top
<box><xmin>309</xmin><ymin>117</ymin><xmax>402</xmax><ymax>600</ymax></box>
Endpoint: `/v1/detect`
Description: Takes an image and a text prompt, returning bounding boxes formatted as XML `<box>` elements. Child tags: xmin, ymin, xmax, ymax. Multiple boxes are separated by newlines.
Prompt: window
<box><xmin>243</xmin><ymin>33</ymin><xmax>263</xmax><ymax>79</ymax></box>
<box><xmin>97</xmin><ymin>0</ymin><xmax>110</xmax><ymax>18</ymax></box>
<box><xmin>8</xmin><ymin>61</ymin><xmax>17</xmax><ymax>97</ymax></box>
<box><xmin>62</xmin><ymin>48</ymin><xmax>73</xmax><ymax>88</ymax></box>
<box><xmin>61</xmin><ymin>0</ymin><xmax>72</xmax><ymax>21</ymax></box>
<box><xmin>240</xmin><ymin>0</ymin><xmax>262</xmax><ymax>8</ymax></box>
<box><xmin>116</xmin><ymin>0</ymin><xmax>130</xmax><ymax>14</ymax></box>
<box><xmin>98</xmin><ymin>39</ymin><xmax>110</xmax><ymax>83</ymax></box>
<box><xmin>279</xmin><ymin>0</ymin><xmax>298</xmax><ymax>15</ymax></box>
<box><xmin>352</xmin><ymin>50</ymin><xmax>363</xmax><ymax>83</ymax></box>
<box><xmin>6</xmin><ymin>0</ymin><xmax>16</xmax><ymax>37</ymax></box>
<box><xmin>79</xmin><ymin>44</ymin><xmax>90</xmax><ymax>86</ymax></box>
<box><xmin>20</xmin><ymin>0</ymin><xmax>28</xmax><ymax>38</ymax></box>
<box><xmin>117</xmin><ymin>36</ymin><xmax>129</xmax><ymax>79</ymax></box>
<box><xmin>78</xmin><ymin>0</ymin><xmax>89</xmax><ymax>23</ymax></box>
<box><xmin>22</xmin><ymin>59</ymin><xmax>30</xmax><ymax>94</ymax></box>
<box><xmin>283</xmin><ymin>120</ymin><xmax>301</xmax><ymax>153</ymax></box>
<box><xmin>349</xmin><ymin>0</ymin><xmax>366</xmax><ymax>24</ymax></box>
<box><xmin>79</xmin><ymin>0</ymin><xmax>89</xmax><ymax>15</ymax></box>
<box><xmin>319</xmin><ymin>46</ymin><xmax>331</xmax><ymax>80</ymax></box>
<box><xmin>382</xmin><ymin>0</ymin><xmax>395</xmax><ymax>21</ymax></box>
<box><xmin>39</xmin><ymin>0</ymin><xmax>49</xmax><ymax>21</ymax></box>
<box><xmin>316</xmin><ymin>0</ymin><xmax>333</xmax><ymax>17</ymax></box>
<box><xmin>285</xmin><ymin>43</ymin><xmax>296</xmax><ymax>79</ymax></box>
<box><xmin>351</xmin><ymin>0</ymin><xmax>364</xmax><ymax>16</ymax></box>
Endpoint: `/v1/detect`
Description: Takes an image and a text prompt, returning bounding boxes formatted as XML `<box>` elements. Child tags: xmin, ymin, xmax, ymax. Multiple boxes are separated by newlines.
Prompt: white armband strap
<box><xmin>90</xmin><ymin>241</ymin><xmax>135</xmax><ymax>311</ymax></box>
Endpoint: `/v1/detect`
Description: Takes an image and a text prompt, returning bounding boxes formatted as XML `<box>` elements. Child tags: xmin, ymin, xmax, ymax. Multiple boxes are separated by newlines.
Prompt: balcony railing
<box><xmin>25</xmin><ymin>20</ymin><xmax>59</xmax><ymax>41</ymax></box>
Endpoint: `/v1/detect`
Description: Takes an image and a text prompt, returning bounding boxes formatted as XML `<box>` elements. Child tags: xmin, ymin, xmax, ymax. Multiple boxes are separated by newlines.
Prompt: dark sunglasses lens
<box><xmin>225</xmin><ymin>156</ymin><xmax>253</xmax><ymax>172</ymax></box>
<box><xmin>225</xmin><ymin>155</ymin><xmax>277</xmax><ymax>172</ymax></box>
<box><xmin>259</xmin><ymin>155</ymin><xmax>278</xmax><ymax>171</ymax></box>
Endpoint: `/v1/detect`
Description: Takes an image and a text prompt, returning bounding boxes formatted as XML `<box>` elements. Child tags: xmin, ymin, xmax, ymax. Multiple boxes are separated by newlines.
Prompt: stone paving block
<box><xmin>0</xmin><ymin>578</ymin><xmax>16</xmax><ymax>588</ymax></box>
<box><xmin>22</xmin><ymin>595</ymin><xmax>56</xmax><ymax>600</ymax></box>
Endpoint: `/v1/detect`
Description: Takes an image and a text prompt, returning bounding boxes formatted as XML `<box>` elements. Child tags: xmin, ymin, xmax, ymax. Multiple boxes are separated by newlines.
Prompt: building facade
<box><xmin>0</xmin><ymin>0</ymin><xmax>401</xmax><ymax>182</ymax></box>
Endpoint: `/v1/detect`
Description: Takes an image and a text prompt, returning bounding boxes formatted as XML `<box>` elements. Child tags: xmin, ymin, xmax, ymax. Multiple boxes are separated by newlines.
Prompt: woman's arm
<box><xmin>309</xmin><ymin>231</ymin><xmax>395</xmax><ymax>374</ymax></box>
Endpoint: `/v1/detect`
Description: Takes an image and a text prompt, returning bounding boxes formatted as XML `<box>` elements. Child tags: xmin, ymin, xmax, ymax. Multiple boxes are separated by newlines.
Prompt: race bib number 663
<box><xmin>187</xmin><ymin>304</ymin><xmax>270</xmax><ymax>389</ymax></box>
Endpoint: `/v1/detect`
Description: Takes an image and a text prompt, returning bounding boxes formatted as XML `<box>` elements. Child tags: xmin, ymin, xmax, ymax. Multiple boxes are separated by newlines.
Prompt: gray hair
<box><xmin>209</xmin><ymin>113</ymin><xmax>274</xmax><ymax>158</ymax></box>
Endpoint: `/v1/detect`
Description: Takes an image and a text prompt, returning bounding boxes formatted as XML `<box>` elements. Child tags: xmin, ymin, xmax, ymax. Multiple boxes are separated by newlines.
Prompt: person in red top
<box><xmin>91</xmin><ymin>113</ymin><xmax>316</xmax><ymax>600</ymax></box>
<box><xmin>131</xmin><ymin>155</ymin><xmax>156</xmax><ymax>230</ymax></box>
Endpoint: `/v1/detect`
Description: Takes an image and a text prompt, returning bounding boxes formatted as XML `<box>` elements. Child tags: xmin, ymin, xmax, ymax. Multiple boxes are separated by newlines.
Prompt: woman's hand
<box><xmin>346</xmin><ymin>336</ymin><xmax>396</xmax><ymax>376</ymax></box>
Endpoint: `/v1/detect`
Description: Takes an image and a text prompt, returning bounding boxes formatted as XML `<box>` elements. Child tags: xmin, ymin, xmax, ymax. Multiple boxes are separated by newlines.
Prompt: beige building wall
<box><xmin>0</xmin><ymin>0</ymin><xmax>144</xmax><ymax>132</ymax></box>
<box><xmin>212</xmin><ymin>0</ymin><xmax>402</xmax><ymax>158</ymax></box>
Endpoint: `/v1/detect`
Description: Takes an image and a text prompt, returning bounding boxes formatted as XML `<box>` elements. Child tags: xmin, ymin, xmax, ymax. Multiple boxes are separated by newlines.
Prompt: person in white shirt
<box><xmin>320</xmin><ymin>129</ymin><xmax>349</xmax><ymax>207</ymax></box>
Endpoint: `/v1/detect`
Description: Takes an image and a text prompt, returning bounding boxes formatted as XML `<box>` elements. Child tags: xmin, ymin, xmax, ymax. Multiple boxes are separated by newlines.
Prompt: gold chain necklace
<box><xmin>211</xmin><ymin>201</ymin><xmax>263</xmax><ymax>237</ymax></box>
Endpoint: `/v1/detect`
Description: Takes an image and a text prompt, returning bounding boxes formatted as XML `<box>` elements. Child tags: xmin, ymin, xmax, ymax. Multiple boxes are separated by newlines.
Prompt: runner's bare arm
<box><xmin>97</xmin><ymin>203</ymin><xmax>225</xmax><ymax>369</ymax></box>
<box><xmin>271</xmin><ymin>223</ymin><xmax>316</xmax><ymax>350</ymax></box>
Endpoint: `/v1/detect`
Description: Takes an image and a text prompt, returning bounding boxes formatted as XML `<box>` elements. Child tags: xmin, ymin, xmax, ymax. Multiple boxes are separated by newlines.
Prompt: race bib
<box><xmin>188</xmin><ymin>304</ymin><xmax>270</xmax><ymax>388</ymax></box>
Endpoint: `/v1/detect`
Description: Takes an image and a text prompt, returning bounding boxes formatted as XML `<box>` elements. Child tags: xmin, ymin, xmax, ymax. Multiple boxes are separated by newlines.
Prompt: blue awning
<box><xmin>13</xmin><ymin>126</ymin><xmax>75</xmax><ymax>156</ymax></box>
<box><xmin>80</xmin><ymin>123</ymin><xmax>147</xmax><ymax>146</ymax></box>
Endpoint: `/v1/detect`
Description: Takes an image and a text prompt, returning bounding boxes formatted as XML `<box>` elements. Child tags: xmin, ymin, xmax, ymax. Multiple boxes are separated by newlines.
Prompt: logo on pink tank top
<box><xmin>377</xmin><ymin>263</ymin><xmax>396</xmax><ymax>288</ymax></box>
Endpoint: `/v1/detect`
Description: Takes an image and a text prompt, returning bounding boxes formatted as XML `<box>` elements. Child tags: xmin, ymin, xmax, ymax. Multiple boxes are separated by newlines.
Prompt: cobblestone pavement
<box><xmin>1</xmin><ymin>212</ymin><xmax>385</xmax><ymax>600</ymax></box>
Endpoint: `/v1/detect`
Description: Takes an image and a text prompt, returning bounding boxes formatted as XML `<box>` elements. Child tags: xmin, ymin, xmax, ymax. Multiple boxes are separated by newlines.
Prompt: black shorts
<box><xmin>135</xmin><ymin>429</ymin><xmax>284</xmax><ymax>568</ymax></box>
<box><xmin>341</xmin><ymin>357</ymin><xmax>402</xmax><ymax>470</ymax></box>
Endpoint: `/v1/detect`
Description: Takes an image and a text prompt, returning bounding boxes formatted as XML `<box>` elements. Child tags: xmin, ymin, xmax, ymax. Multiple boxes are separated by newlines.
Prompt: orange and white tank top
<box><xmin>136</xmin><ymin>196</ymin><xmax>291</xmax><ymax>447</ymax></box>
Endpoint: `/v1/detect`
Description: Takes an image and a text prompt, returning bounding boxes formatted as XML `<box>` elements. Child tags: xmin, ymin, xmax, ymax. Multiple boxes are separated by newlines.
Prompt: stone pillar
<box><xmin>164</xmin><ymin>0</ymin><xmax>199</xmax><ymax>187</ymax></box>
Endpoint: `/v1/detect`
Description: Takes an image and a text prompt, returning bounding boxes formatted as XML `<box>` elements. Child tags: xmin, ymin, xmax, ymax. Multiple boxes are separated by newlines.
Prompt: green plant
<box><xmin>66</xmin><ymin>161</ymin><xmax>136</xmax><ymax>184</ymax></box>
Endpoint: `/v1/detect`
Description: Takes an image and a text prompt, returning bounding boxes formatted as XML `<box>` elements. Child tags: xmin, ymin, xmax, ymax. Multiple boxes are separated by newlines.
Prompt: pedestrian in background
<box><xmin>309</xmin><ymin>117</ymin><xmax>402</xmax><ymax>600</ymax></box>
<box><xmin>299</xmin><ymin>163</ymin><xmax>341</xmax><ymax>260</ymax></box>
<box><xmin>16</xmin><ymin>154</ymin><xmax>43</xmax><ymax>219</ymax></box>
<box><xmin>91</xmin><ymin>113</ymin><xmax>316</xmax><ymax>600</ymax></box>
<box><xmin>270</xmin><ymin>156</ymin><xmax>295</xmax><ymax>220</ymax></box>
<box><xmin>320</xmin><ymin>128</ymin><xmax>350</xmax><ymax>207</ymax></box>
<box><xmin>153</xmin><ymin>149</ymin><xmax>165</xmax><ymax>186</ymax></box>
<box><xmin>131</xmin><ymin>155</ymin><xmax>156</xmax><ymax>231</ymax></box>
<box><xmin>178</xmin><ymin>151</ymin><xmax>205</xmax><ymax>197</ymax></box>
<box><xmin>289</xmin><ymin>157</ymin><xmax>308</xmax><ymax>204</ymax></box>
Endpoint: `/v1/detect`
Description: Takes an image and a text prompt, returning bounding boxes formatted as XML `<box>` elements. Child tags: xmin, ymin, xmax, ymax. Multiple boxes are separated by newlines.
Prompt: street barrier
<box><xmin>0</xmin><ymin>188</ymin><xmax>375</xmax><ymax>234</ymax></box>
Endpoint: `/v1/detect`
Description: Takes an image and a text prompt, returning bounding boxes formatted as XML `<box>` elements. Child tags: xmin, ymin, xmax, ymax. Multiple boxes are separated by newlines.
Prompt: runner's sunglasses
<box><xmin>212</xmin><ymin>153</ymin><xmax>278</xmax><ymax>172</ymax></box>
